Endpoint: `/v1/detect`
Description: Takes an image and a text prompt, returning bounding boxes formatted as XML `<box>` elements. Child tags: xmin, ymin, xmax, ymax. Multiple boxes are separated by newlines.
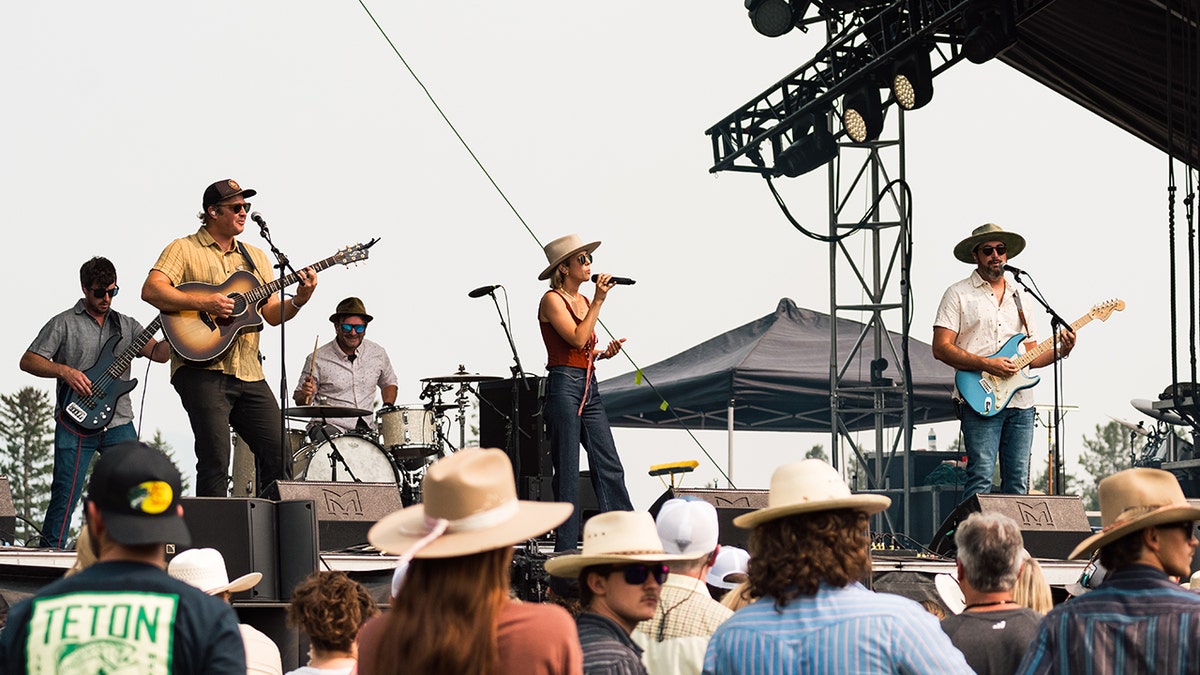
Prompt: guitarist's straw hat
<box><xmin>1069</xmin><ymin>467</ymin><xmax>1200</xmax><ymax>560</ymax></box>
<box><xmin>953</xmin><ymin>223</ymin><xmax>1026</xmax><ymax>263</ymax></box>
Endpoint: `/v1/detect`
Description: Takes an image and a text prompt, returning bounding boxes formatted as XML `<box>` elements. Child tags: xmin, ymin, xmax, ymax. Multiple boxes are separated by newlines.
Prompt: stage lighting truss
<box><xmin>708</xmin><ymin>0</ymin><xmax>1054</xmax><ymax>177</ymax></box>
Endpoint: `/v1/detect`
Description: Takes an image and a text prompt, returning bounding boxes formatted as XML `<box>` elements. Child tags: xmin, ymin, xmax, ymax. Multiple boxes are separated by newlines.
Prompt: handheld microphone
<box><xmin>250</xmin><ymin>211</ymin><xmax>268</xmax><ymax>234</ymax></box>
<box><xmin>591</xmin><ymin>275</ymin><xmax>637</xmax><ymax>286</ymax></box>
<box><xmin>468</xmin><ymin>284</ymin><xmax>501</xmax><ymax>298</ymax></box>
<box><xmin>1002</xmin><ymin>264</ymin><xmax>1026</xmax><ymax>276</ymax></box>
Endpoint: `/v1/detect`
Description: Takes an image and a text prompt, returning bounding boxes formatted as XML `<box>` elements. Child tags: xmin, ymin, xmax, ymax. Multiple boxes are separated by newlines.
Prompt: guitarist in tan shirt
<box><xmin>932</xmin><ymin>223</ymin><xmax>1074</xmax><ymax>504</ymax></box>
<box><xmin>141</xmin><ymin>178</ymin><xmax>318</xmax><ymax>498</ymax></box>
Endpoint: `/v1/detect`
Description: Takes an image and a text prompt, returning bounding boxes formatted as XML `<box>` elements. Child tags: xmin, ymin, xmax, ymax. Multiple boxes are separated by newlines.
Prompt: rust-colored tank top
<box><xmin>540</xmin><ymin>292</ymin><xmax>595</xmax><ymax>368</ymax></box>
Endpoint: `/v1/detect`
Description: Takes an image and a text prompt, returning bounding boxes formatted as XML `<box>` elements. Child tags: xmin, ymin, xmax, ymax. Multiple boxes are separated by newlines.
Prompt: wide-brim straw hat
<box><xmin>538</xmin><ymin>234</ymin><xmax>601</xmax><ymax>281</ymax></box>
<box><xmin>1069</xmin><ymin>467</ymin><xmax>1200</xmax><ymax>559</ymax></box>
<box><xmin>733</xmin><ymin>459</ymin><xmax>891</xmax><ymax>529</ymax></box>
<box><xmin>544</xmin><ymin>511</ymin><xmax>693</xmax><ymax>578</ymax></box>
<box><xmin>368</xmin><ymin>448</ymin><xmax>572</xmax><ymax>558</ymax></box>
<box><xmin>168</xmin><ymin>547</ymin><xmax>262</xmax><ymax>595</ymax></box>
<box><xmin>953</xmin><ymin>223</ymin><xmax>1027</xmax><ymax>264</ymax></box>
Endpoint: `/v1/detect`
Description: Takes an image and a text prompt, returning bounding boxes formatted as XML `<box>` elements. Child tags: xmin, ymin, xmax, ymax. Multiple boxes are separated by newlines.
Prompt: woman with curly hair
<box><xmin>286</xmin><ymin>571</ymin><xmax>379</xmax><ymax>675</ymax></box>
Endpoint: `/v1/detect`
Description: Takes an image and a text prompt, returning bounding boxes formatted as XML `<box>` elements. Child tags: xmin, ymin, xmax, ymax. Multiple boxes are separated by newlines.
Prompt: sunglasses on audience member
<box><xmin>339</xmin><ymin>323</ymin><xmax>367</xmax><ymax>334</ymax></box>
<box><xmin>612</xmin><ymin>563</ymin><xmax>669</xmax><ymax>585</ymax></box>
<box><xmin>1164</xmin><ymin>520</ymin><xmax>1197</xmax><ymax>537</ymax></box>
<box><xmin>222</xmin><ymin>202</ymin><xmax>251</xmax><ymax>214</ymax></box>
<box><xmin>90</xmin><ymin>286</ymin><xmax>119</xmax><ymax>299</ymax></box>
<box><xmin>976</xmin><ymin>244</ymin><xmax>1007</xmax><ymax>257</ymax></box>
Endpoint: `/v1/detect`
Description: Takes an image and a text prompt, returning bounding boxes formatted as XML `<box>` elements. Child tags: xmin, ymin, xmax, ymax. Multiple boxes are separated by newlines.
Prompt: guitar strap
<box><xmin>1010</xmin><ymin>286</ymin><xmax>1032</xmax><ymax>337</ymax></box>
<box><xmin>236</xmin><ymin>240</ymin><xmax>262</xmax><ymax>281</ymax></box>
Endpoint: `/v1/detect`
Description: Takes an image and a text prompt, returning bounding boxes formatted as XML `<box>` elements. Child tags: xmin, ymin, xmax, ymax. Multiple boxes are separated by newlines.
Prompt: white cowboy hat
<box><xmin>733</xmin><ymin>459</ymin><xmax>891</xmax><ymax>529</ymax></box>
<box><xmin>544</xmin><ymin>511</ymin><xmax>692</xmax><ymax>578</ymax></box>
<box><xmin>952</xmin><ymin>223</ymin><xmax>1027</xmax><ymax>264</ymax></box>
<box><xmin>368</xmin><ymin>448</ymin><xmax>572</xmax><ymax>559</ymax></box>
<box><xmin>538</xmin><ymin>234</ymin><xmax>601</xmax><ymax>281</ymax></box>
<box><xmin>168</xmin><ymin>547</ymin><xmax>262</xmax><ymax>596</ymax></box>
<box><xmin>1069</xmin><ymin>467</ymin><xmax>1200</xmax><ymax>560</ymax></box>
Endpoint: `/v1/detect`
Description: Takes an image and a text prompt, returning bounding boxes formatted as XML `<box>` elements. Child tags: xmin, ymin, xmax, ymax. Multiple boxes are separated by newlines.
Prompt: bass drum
<box><xmin>293</xmin><ymin>433</ymin><xmax>400</xmax><ymax>484</ymax></box>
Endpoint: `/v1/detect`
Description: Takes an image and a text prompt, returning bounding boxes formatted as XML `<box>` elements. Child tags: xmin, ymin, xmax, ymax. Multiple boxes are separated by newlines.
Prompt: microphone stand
<box><xmin>1008</xmin><ymin>268</ymin><xmax>1070</xmax><ymax>494</ymax></box>
<box><xmin>486</xmin><ymin>288</ymin><xmax>530</xmax><ymax>488</ymax></box>
<box><xmin>259</xmin><ymin>221</ymin><xmax>299</xmax><ymax>494</ymax></box>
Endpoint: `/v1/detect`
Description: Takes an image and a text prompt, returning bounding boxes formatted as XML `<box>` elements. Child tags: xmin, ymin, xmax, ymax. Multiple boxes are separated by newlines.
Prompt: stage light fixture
<box><xmin>963</xmin><ymin>1</ymin><xmax>1017</xmax><ymax>64</ymax></box>
<box><xmin>891</xmin><ymin>51</ymin><xmax>933</xmax><ymax>111</ymax></box>
<box><xmin>746</xmin><ymin>0</ymin><xmax>809</xmax><ymax>38</ymax></box>
<box><xmin>841</xmin><ymin>86</ymin><xmax>883</xmax><ymax>143</ymax></box>
<box><xmin>775</xmin><ymin>114</ymin><xmax>838</xmax><ymax>178</ymax></box>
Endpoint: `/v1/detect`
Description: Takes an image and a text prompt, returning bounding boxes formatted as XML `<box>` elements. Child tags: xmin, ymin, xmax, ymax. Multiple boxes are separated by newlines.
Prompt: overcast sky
<box><xmin>1</xmin><ymin>3</ymin><xmax>1183</xmax><ymax>512</ymax></box>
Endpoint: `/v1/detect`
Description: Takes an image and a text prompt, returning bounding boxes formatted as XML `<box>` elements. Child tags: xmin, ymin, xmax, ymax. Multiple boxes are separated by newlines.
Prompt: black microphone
<box><xmin>250</xmin><ymin>211</ymin><xmax>268</xmax><ymax>234</ymax></box>
<box><xmin>468</xmin><ymin>284</ymin><xmax>501</xmax><ymax>298</ymax></box>
<box><xmin>591</xmin><ymin>275</ymin><xmax>637</xmax><ymax>286</ymax></box>
<box><xmin>1002</xmin><ymin>264</ymin><xmax>1026</xmax><ymax>276</ymax></box>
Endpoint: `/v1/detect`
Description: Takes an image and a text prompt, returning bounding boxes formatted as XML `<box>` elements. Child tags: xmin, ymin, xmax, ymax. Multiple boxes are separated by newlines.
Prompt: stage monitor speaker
<box><xmin>276</xmin><ymin>499</ymin><xmax>319</xmax><ymax>601</ymax></box>
<box><xmin>276</xmin><ymin>481</ymin><xmax>403</xmax><ymax>551</ymax></box>
<box><xmin>0</xmin><ymin>477</ymin><xmax>14</xmax><ymax>545</ymax></box>
<box><xmin>668</xmin><ymin>488</ymin><xmax>771</xmax><ymax>550</ymax></box>
<box><xmin>176</xmin><ymin>497</ymin><xmax>279</xmax><ymax>601</ymax></box>
<box><xmin>479</xmin><ymin>377</ymin><xmax>552</xmax><ymax>500</ymax></box>
<box><xmin>929</xmin><ymin>494</ymin><xmax>1092</xmax><ymax>559</ymax></box>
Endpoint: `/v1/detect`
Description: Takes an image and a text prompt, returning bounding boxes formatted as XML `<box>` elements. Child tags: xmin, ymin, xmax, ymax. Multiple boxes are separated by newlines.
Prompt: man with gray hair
<box><xmin>940</xmin><ymin>511</ymin><xmax>1042</xmax><ymax>675</ymax></box>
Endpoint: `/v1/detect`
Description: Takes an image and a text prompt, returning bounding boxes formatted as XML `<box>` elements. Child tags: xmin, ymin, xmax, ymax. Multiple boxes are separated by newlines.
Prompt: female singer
<box><xmin>537</xmin><ymin>234</ymin><xmax>634</xmax><ymax>552</ymax></box>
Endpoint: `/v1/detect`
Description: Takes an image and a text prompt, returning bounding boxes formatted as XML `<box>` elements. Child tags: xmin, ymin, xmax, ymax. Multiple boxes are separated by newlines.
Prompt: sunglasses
<box><xmin>90</xmin><ymin>286</ymin><xmax>119</xmax><ymax>299</ymax></box>
<box><xmin>576</xmin><ymin>253</ymin><xmax>593</xmax><ymax>265</ymax></box>
<box><xmin>222</xmin><ymin>202</ymin><xmax>251</xmax><ymax>214</ymax></box>
<box><xmin>1164</xmin><ymin>520</ymin><xmax>1197</xmax><ymax>537</ymax></box>
<box><xmin>339</xmin><ymin>323</ymin><xmax>366</xmax><ymax>334</ymax></box>
<box><xmin>612</xmin><ymin>563</ymin><xmax>669</xmax><ymax>585</ymax></box>
<box><xmin>977</xmin><ymin>244</ymin><xmax>1007</xmax><ymax>257</ymax></box>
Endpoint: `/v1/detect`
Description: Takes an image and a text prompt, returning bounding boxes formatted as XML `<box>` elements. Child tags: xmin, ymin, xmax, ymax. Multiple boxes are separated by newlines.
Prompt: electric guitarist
<box><xmin>932</xmin><ymin>223</ymin><xmax>1076</xmax><ymax>504</ymax></box>
<box><xmin>141</xmin><ymin>178</ymin><xmax>319</xmax><ymax>499</ymax></box>
<box><xmin>20</xmin><ymin>256</ymin><xmax>170</xmax><ymax>548</ymax></box>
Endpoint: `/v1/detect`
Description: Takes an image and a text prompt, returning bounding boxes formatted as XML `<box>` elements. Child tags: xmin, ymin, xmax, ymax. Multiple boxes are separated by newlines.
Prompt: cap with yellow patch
<box><xmin>86</xmin><ymin>441</ymin><xmax>191</xmax><ymax>546</ymax></box>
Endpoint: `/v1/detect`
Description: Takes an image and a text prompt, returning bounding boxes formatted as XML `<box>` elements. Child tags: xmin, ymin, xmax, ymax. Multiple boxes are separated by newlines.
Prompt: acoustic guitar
<box><xmin>161</xmin><ymin>240</ymin><xmax>377</xmax><ymax>364</ymax></box>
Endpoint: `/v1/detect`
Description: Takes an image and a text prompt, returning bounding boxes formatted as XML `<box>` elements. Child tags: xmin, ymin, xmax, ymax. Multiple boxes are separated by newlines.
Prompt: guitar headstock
<box><xmin>333</xmin><ymin>238</ymin><xmax>380</xmax><ymax>267</ymax></box>
<box><xmin>1090</xmin><ymin>298</ymin><xmax>1126</xmax><ymax>321</ymax></box>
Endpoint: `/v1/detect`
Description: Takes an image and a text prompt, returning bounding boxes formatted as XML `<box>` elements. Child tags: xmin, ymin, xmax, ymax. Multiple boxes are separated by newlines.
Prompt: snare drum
<box><xmin>377</xmin><ymin>405</ymin><xmax>438</xmax><ymax>458</ymax></box>
<box><xmin>293</xmin><ymin>433</ymin><xmax>400</xmax><ymax>483</ymax></box>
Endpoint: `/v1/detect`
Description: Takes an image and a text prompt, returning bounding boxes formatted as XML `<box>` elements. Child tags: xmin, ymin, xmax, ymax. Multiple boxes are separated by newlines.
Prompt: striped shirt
<box><xmin>151</xmin><ymin>226</ymin><xmax>273</xmax><ymax>381</ymax></box>
<box><xmin>1016</xmin><ymin>564</ymin><xmax>1200</xmax><ymax>674</ymax></box>
<box><xmin>703</xmin><ymin>581</ymin><xmax>974</xmax><ymax>674</ymax></box>
<box><xmin>634</xmin><ymin>574</ymin><xmax>733</xmax><ymax>675</ymax></box>
<box><xmin>577</xmin><ymin>612</ymin><xmax>647</xmax><ymax>675</ymax></box>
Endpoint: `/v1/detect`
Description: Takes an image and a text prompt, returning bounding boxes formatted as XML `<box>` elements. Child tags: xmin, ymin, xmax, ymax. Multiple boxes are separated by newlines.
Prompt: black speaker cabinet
<box><xmin>176</xmin><ymin>497</ymin><xmax>279</xmax><ymax>601</ymax></box>
<box><xmin>276</xmin><ymin>499</ymin><xmax>319</xmax><ymax>600</ymax></box>
<box><xmin>664</xmin><ymin>488</ymin><xmax>771</xmax><ymax>550</ymax></box>
<box><xmin>0</xmin><ymin>477</ymin><xmax>15</xmax><ymax>545</ymax></box>
<box><xmin>276</xmin><ymin>481</ymin><xmax>403</xmax><ymax>552</ymax></box>
<box><xmin>479</xmin><ymin>377</ymin><xmax>552</xmax><ymax>500</ymax></box>
<box><xmin>929</xmin><ymin>494</ymin><xmax>1092</xmax><ymax>559</ymax></box>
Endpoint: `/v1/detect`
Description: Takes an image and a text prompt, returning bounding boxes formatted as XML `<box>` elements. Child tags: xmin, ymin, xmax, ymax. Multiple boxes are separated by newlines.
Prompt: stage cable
<box><xmin>355</xmin><ymin>1</ymin><xmax>732</xmax><ymax>487</ymax></box>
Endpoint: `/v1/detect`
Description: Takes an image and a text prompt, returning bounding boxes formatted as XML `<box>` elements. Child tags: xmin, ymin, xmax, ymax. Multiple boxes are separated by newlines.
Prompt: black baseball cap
<box><xmin>202</xmin><ymin>178</ymin><xmax>257</xmax><ymax>209</ymax></box>
<box><xmin>86</xmin><ymin>441</ymin><xmax>191</xmax><ymax>546</ymax></box>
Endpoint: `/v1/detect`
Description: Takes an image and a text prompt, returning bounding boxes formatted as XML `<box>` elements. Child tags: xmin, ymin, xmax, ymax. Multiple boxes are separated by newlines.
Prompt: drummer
<box><xmin>294</xmin><ymin>297</ymin><xmax>398</xmax><ymax>436</ymax></box>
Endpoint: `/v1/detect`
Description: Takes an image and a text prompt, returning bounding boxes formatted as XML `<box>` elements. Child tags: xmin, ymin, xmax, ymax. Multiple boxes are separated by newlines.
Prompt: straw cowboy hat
<box><xmin>538</xmin><ymin>234</ymin><xmax>601</xmax><ymax>281</ymax></box>
<box><xmin>733</xmin><ymin>459</ymin><xmax>891</xmax><ymax>529</ymax></box>
<box><xmin>168</xmin><ymin>547</ymin><xmax>262</xmax><ymax>596</ymax></box>
<box><xmin>544</xmin><ymin>511</ymin><xmax>692</xmax><ymax>578</ymax></box>
<box><xmin>368</xmin><ymin>448</ymin><xmax>572</xmax><ymax>559</ymax></box>
<box><xmin>328</xmin><ymin>296</ymin><xmax>374</xmax><ymax>324</ymax></box>
<box><xmin>1069</xmin><ymin>467</ymin><xmax>1200</xmax><ymax>560</ymax></box>
<box><xmin>953</xmin><ymin>223</ymin><xmax>1027</xmax><ymax>264</ymax></box>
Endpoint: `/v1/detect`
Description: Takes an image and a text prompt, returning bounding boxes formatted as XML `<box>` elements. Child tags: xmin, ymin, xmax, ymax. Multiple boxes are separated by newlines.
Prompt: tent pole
<box><xmin>727</xmin><ymin>399</ymin><xmax>735</xmax><ymax>487</ymax></box>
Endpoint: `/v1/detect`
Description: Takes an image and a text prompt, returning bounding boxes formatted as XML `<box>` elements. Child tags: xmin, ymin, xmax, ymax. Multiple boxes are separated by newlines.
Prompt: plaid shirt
<box><xmin>634</xmin><ymin>574</ymin><xmax>733</xmax><ymax>675</ymax></box>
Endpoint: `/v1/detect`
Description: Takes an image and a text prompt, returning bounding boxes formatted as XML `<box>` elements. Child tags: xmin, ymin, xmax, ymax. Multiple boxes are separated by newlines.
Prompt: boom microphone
<box><xmin>591</xmin><ymin>275</ymin><xmax>637</xmax><ymax>286</ymax></box>
<box><xmin>468</xmin><ymin>284</ymin><xmax>501</xmax><ymax>298</ymax></box>
<box><xmin>1002</xmin><ymin>264</ymin><xmax>1026</xmax><ymax>276</ymax></box>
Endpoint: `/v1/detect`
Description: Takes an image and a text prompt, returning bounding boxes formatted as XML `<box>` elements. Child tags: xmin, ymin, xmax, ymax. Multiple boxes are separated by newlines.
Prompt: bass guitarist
<box><xmin>932</xmin><ymin>223</ymin><xmax>1075</xmax><ymax>502</ymax></box>
<box><xmin>19</xmin><ymin>256</ymin><xmax>170</xmax><ymax>548</ymax></box>
<box><xmin>141</xmin><ymin>178</ymin><xmax>318</xmax><ymax>498</ymax></box>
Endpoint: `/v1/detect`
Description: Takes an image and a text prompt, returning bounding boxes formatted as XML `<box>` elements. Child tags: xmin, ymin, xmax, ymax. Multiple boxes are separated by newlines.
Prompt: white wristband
<box><xmin>291</xmin><ymin>297</ymin><xmax>305</xmax><ymax>311</ymax></box>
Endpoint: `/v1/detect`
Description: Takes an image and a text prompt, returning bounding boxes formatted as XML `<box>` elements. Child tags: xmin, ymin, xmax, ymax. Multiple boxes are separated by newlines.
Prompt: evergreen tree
<box><xmin>146</xmin><ymin>429</ymin><xmax>191</xmax><ymax>494</ymax></box>
<box><xmin>0</xmin><ymin>387</ymin><xmax>54</xmax><ymax>545</ymax></box>
<box><xmin>1074</xmin><ymin>421</ymin><xmax>1135</xmax><ymax>511</ymax></box>
<box><xmin>805</xmin><ymin>444</ymin><xmax>830</xmax><ymax>463</ymax></box>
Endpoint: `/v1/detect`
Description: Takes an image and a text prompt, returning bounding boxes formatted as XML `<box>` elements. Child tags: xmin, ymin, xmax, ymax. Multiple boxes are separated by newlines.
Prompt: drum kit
<box><xmin>1119</xmin><ymin>396</ymin><xmax>1197</xmax><ymax>468</ymax></box>
<box><xmin>283</xmin><ymin>366</ymin><xmax>501</xmax><ymax>504</ymax></box>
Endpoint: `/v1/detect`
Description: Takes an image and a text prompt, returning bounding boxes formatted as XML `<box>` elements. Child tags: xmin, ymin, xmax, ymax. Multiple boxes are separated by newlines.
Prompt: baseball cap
<box><xmin>706</xmin><ymin>546</ymin><xmax>750</xmax><ymax>589</ymax></box>
<box><xmin>202</xmin><ymin>178</ymin><xmax>257</xmax><ymax>209</ymax></box>
<box><xmin>86</xmin><ymin>441</ymin><xmax>191</xmax><ymax>546</ymax></box>
<box><xmin>655</xmin><ymin>498</ymin><xmax>719</xmax><ymax>556</ymax></box>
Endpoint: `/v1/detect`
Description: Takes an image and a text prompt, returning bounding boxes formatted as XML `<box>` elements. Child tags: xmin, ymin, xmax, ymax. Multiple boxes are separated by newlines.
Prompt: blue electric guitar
<box><xmin>956</xmin><ymin>299</ymin><xmax>1124</xmax><ymax>417</ymax></box>
<box><xmin>61</xmin><ymin>316</ymin><xmax>162</xmax><ymax>433</ymax></box>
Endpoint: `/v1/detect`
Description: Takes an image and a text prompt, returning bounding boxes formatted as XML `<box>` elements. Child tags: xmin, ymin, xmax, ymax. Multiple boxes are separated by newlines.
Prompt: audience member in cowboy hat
<box><xmin>1017</xmin><ymin>468</ymin><xmax>1200</xmax><ymax>674</ymax></box>
<box><xmin>546</xmin><ymin>510</ymin><xmax>691</xmax><ymax>675</ymax></box>
<box><xmin>170</xmin><ymin>547</ymin><xmax>283</xmax><ymax>675</ymax></box>
<box><xmin>356</xmin><ymin>448</ymin><xmax>581</xmax><ymax>675</ymax></box>
<box><xmin>704</xmin><ymin>459</ymin><xmax>974</xmax><ymax>674</ymax></box>
<box><xmin>538</xmin><ymin>233</ymin><xmax>634</xmax><ymax>553</ymax></box>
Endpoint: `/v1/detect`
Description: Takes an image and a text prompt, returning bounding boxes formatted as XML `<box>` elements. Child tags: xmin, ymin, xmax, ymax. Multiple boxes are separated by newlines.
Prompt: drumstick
<box><xmin>305</xmin><ymin>335</ymin><xmax>319</xmax><ymax>405</ymax></box>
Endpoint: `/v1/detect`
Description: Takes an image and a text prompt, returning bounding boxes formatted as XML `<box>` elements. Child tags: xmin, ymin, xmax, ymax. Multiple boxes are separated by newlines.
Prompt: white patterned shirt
<box><xmin>297</xmin><ymin>338</ymin><xmax>397</xmax><ymax>432</ymax></box>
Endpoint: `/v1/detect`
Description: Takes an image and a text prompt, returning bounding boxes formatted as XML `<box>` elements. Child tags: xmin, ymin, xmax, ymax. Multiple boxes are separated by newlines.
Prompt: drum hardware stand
<box><xmin>311</xmin><ymin>422</ymin><xmax>362</xmax><ymax>483</ymax></box>
<box><xmin>258</xmin><ymin>215</ymin><xmax>301</xmax><ymax>491</ymax></box>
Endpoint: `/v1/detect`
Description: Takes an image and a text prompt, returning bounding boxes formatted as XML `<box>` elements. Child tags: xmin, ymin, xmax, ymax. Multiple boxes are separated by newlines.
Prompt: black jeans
<box><xmin>172</xmin><ymin>367</ymin><xmax>286</xmax><ymax>498</ymax></box>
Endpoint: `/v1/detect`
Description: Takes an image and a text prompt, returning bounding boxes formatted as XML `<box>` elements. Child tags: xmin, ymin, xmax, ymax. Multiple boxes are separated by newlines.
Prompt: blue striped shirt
<box><xmin>1016</xmin><ymin>564</ymin><xmax>1200</xmax><ymax>675</ymax></box>
<box><xmin>703</xmin><ymin>581</ymin><xmax>974</xmax><ymax>674</ymax></box>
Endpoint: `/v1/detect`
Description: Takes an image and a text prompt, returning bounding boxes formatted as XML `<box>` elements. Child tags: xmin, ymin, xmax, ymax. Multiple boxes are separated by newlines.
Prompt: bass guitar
<box><xmin>161</xmin><ymin>240</ymin><xmax>377</xmax><ymax>364</ymax></box>
<box><xmin>62</xmin><ymin>316</ymin><xmax>162</xmax><ymax>434</ymax></box>
<box><xmin>956</xmin><ymin>298</ymin><xmax>1124</xmax><ymax>417</ymax></box>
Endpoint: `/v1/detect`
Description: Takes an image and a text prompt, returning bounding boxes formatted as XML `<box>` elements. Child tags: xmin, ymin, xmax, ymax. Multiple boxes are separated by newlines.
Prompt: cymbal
<box><xmin>420</xmin><ymin>373</ymin><xmax>503</xmax><ymax>383</ymax></box>
<box><xmin>1108</xmin><ymin>415</ymin><xmax>1150</xmax><ymax>437</ymax></box>
<box><xmin>283</xmin><ymin>405</ymin><xmax>372</xmax><ymax>419</ymax></box>
<box><xmin>1130</xmin><ymin>398</ymin><xmax>1186</xmax><ymax>426</ymax></box>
